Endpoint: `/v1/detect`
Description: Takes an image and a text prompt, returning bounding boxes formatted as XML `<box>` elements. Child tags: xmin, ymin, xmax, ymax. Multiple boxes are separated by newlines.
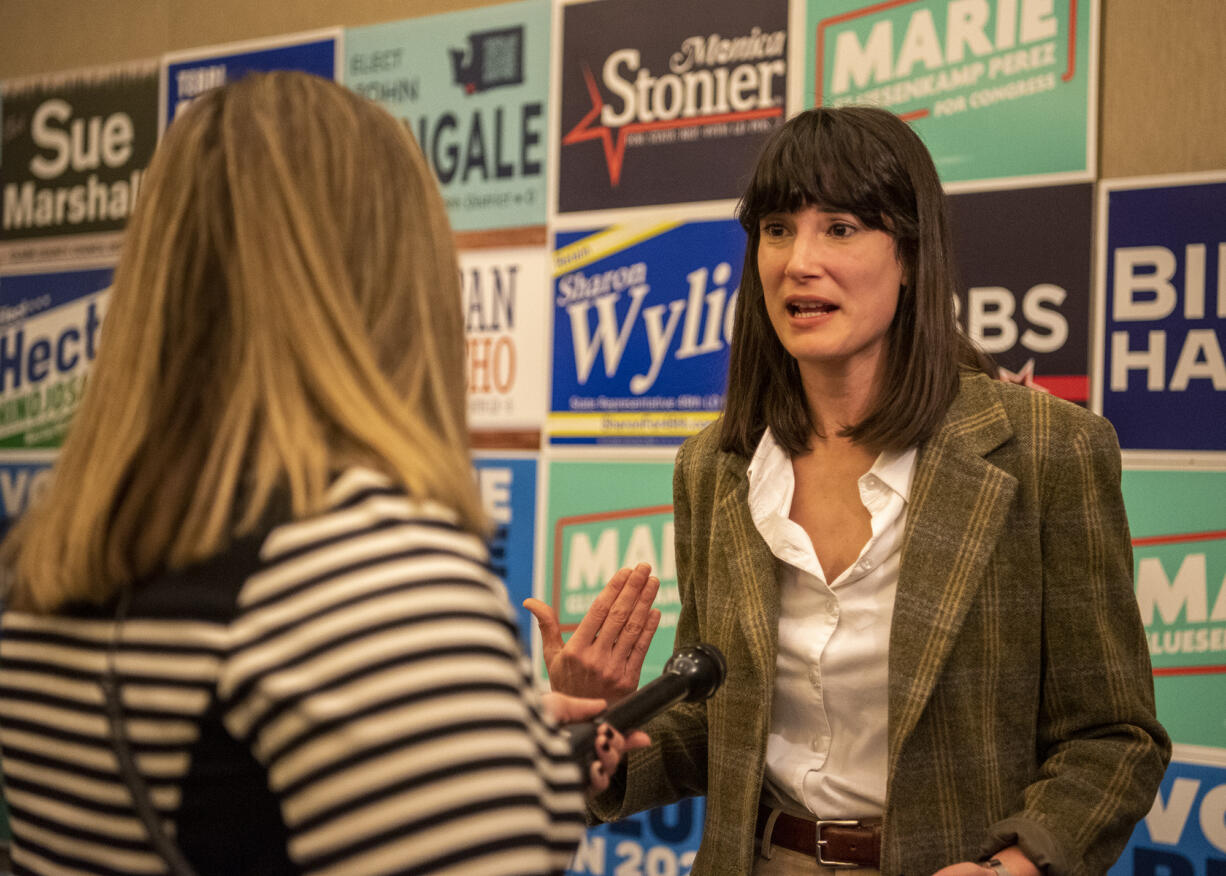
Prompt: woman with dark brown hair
<box><xmin>528</xmin><ymin>106</ymin><xmax>1168</xmax><ymax>876</ymax></box>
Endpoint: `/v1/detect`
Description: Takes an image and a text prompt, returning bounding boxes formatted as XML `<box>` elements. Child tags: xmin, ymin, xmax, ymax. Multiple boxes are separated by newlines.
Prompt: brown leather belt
<box><xmin>756</xmin><ymin>803</ymin><xmax>882</xmax><ymax>868</ymax></box>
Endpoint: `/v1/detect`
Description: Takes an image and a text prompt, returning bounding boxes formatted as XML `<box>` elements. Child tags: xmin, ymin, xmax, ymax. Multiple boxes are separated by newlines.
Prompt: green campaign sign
<box><xmin>345</xmin><ymin>0</ymin><xmax>549</xmax><ymax>233</ymax></box>
<box><xmin>542</xmin><ymin>458</ymin><xmax>678</xmax><ymax>683</ymax></box>
<box><xmin>807</xmin><ymin>0</ymin><xmax>1096</xmax><ymax>185</ymax></box>
<box><xmin>1123</xmin><ymin>469</ymin><xmax>1226</xmax><ymax>749</ymax></box>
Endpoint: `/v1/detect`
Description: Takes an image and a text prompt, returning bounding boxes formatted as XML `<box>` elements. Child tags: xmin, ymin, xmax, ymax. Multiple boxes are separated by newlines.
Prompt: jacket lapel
<box><xmin>712</xmin><ymin>451</ymin><xmax>780</xmax><ymax>689</ymax></box>
<box><xmin>886</xmin><ymin>374</ymin><xmax>1018</xmax><ymax>769</ymax></box>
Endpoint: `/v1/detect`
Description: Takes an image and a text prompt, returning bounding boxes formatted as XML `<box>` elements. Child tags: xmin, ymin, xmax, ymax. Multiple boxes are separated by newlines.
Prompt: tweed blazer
<box><xmin>591</xmin><ymin>372</ymin><xmax>1170</xmax><ymax>875</ymax></box>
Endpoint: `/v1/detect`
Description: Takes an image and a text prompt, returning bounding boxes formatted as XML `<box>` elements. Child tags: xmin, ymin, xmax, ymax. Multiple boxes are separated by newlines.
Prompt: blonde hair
<box><xmin>5</xmin><ymin>71</ymin><xmax>484</xmax><ymax>613</ymax></box>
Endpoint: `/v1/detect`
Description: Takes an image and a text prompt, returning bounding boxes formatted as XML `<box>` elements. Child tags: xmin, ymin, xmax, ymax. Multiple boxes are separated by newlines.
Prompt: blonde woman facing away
<box><xmin>0</xmin><ymin>72</ymin><xmax>642</xmax><ymax>876</ymax></box>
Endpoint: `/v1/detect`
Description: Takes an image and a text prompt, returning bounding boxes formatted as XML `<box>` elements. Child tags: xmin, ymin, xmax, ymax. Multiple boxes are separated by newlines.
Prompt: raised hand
<box><xmin>524</xmin><ymin>563</ymin><xmax>662</xmax><ymax>705</ymax></box>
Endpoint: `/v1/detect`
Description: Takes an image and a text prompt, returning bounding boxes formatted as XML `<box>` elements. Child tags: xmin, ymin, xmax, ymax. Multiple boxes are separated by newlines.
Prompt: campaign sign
<box><xmin>568</xmin><ymin>797</ymin><xmax>705</xmax><ymax>876</ymax></box>
<box><xmin>0</xmin><ymin>451</ymin><xmax>55</xmax><ymax>540</ymax></box>
<box><xmin>545</xmin><ymin>457</ymin><xmax>705</xmax><ymax>876</ymax></box>
<box><xmin>1108</xmin><ymin>747</ymin><xmax>1226</xmax><ymax>876</ymax></box>
<box><xmin>163</xmin><ymin>32</ymin><xmax>339</xmax><ymax>127</ymax></box>
<box><xmin>1123</xmin><ymin>469</ymin><xmax>1226</xmax><ymax>750</ymax></box>
<box><xmin>1095</xmin><ymin>176</ymin><xmax>1226</xmax><ymax>452</ymax></box>
<box><xmin>949</xmin><ymin>183</ymin><xmax>1092</xmax><ymax>401</ymax></box>
<box><xmin>1</xmin><ymin>63</ymin><xmax>159</xmax><ymax>266</ymax></box>
<box><xmin>556</xmin><ymin>0</ymin><xmax>788</xmax><ymax>213</ymax></box>
<box><xmin>460</xmin><ymin>245</ymin><xmax>548</xmax><ymax>442</ymax></box>
<box><xmin>346</xmin><ymin>0</ymin><xmax>549</xmax><ymax>233</ymax></box>
<box><xmin>808</xmin><ymin>0</ymin><xmax>1097</xmax><ymax>185</ymax></box>
<box><xmin>542</xmin><ymin>459</ymin><xmax>679</xmax><ymax>684</ymax></box>
<box><xmin>0</xmin><ymin>267</ymin><xmax>110</xmax><ymax>449</ymax></box>
<box><xmin>0</xmin><ymin>453</ymin><xmax>52</xmax><ymax>553</ymax></box>
<box><xmin>473</xmin><ymin>455</ymin><xmax>538</xmax><ymax>652</ymax></box>
<box><xmin>550</xmin><ymin>219</ymin><xmax>744</xmax><ymax>445</ymax></box>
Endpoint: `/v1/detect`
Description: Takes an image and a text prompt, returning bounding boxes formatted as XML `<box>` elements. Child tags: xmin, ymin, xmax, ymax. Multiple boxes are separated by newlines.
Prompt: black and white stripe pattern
<box><xmin>1</xmin><ymin>468</ymin><xmax>585</xmax><ymax>875</ymax></box>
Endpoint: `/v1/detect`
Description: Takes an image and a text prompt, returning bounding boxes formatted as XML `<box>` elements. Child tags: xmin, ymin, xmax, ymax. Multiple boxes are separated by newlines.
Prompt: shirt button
<box><xmin>862</xmin><ymin>558</ymin><xmax>874</xmax><ymax>570</ymax></box>
<box><xmin>809</xmin><ymin>667</ymin><xmax>821</xmax><ymax>686</ymax></box>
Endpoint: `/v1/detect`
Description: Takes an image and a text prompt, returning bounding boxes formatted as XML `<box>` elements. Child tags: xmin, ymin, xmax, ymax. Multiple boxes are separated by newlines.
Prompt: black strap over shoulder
<box><xmin>100</xmin><ymin>586</ymin><xmax>200</xmax><ymax>876</ymax></box>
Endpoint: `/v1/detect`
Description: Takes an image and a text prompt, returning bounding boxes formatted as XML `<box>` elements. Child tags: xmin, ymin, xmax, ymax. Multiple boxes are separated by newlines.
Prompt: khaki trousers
<box><xmin>752</xmin><ymin>842</ymin><xmax>881</xmax><ymax>876</ymax></box>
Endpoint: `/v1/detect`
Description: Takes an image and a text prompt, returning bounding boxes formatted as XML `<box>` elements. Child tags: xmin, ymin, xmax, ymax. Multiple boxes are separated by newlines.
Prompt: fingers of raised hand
<box><xmin>624</xmin><ymin>608</ymin><xmax>662</xmax><ymax>680</ymax></box>
<box><xmin>573</xmin><ymin>566</ymin><xmax>635</xmax><ymax>645</ymax></box>
<box><xmin>610</xmin><ymin>576</ymin><xmax>660</xmax><ymax>663</ymax></box>
<box><xmin>523</xmin><ymin>598</ymin><xmax>559</xmax><ymax>640</ymax></box>
<box><xmin>527</xmin><ymin>565</ymin><xmax>658</xmax><ymax>702</ymax></box>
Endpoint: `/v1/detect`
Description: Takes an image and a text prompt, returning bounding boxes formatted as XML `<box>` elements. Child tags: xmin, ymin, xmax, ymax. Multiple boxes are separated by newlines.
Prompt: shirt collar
<box><xmin>747</xmin><ymin>427</ymin><xmax>794</xmax><ymax>528</ymax></box>
<box><xmin>868</xmin><ymin>445</ymin><xmax>918</xmax><ymax>504</ymax></box>
<box><xmin>748</xmin><ymin>427</ymin><xmax>918</xmax><ymax>508</ymax></box>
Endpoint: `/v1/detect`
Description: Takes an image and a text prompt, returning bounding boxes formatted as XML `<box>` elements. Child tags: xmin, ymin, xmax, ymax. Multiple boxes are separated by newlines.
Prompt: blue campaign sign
<box><xmin>568</xmin><ymin>799</ymin><xmax>705</xmax><ymax>876</ymax></box>
<box><xmin>1108</xmin><ymin>750</ymin><xmax>1226</xmax><ymax>875</ymax></box>
<box><xmin>163</xmin><ymin>33</ymin><xmax>339</xmax><ymax>127</ymax></box>
<box><xmin>473</xmin><ymin>455</ymin><xmax>538</xmax><ymax>650</ymax></box>
<box><xmin>0</xmin><ymin>266</ymin><xmax>111</xmax><ymax>314</ymax></box>
<box><xmin>0</xmin><ymin>454</ymin><xmax>55</xmax><ymax>538</ymax></box>
<box><xmin>0</xmin><ymin>267</ymin><xmax>112</xmax><ymax>449</ymax></box>
<box><xmin>1096</xmin><ymin>175</ymin><xmax>1226</xmax><ymax>452</ymax></box>
<box><xmin>550</xmin><ymin>218</ymin><xmax>746</xmax><ymax>445</ymax></box>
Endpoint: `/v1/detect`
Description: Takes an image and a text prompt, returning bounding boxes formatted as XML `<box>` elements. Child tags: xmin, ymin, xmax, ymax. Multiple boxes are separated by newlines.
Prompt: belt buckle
<box><xmin>814</xmin><ymin>818</ymin><xmax>862</xmax><ymax>867</ymax></box>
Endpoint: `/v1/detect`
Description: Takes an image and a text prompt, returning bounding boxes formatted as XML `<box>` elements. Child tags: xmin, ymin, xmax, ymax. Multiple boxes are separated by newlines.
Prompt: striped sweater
<box><xmin>0</xmin><ymin>468</ymin><xmax>585</xmax><ymax>875</ymax></box>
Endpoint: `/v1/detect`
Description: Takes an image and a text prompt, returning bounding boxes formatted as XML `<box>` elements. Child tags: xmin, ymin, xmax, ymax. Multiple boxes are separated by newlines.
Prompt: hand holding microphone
<box><xmin>568</xmin><ymin>642</ymin><xmax>726</xmax><ymax>772</ymax></box>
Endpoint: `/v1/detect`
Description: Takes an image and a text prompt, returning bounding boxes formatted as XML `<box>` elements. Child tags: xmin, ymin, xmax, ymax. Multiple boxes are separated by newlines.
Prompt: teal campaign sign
<box><xmin>345</xmin><ymin>0</ymin><xmax>549</xmax><ymax>233</ymax></box>
<box><xmin>542</xmin><ymin>458</ymin><xmax>679</xmax><ymax>683</ymax></box>
<box><xmin>1123</xmin><ymin>469</ymin><xmax>1226</xmax><ymax>750</ymax></box>
<box><xmin>807</xmin><ymin>0</ymin><xmax>1096</xmax><ymax>185</ymax></box>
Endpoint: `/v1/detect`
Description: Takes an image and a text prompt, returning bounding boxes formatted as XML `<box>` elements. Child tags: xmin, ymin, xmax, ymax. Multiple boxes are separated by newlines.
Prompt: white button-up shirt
<box><xmin>747</xmin><ymin>427</ymin><xmax>917</xmax><ymax>818</ymax></box>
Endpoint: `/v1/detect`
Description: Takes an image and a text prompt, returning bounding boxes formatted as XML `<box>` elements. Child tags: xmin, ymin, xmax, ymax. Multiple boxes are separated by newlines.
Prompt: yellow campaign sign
<box><xmin>547</xmin><ymin>411</ymin><xmax>718</xmax><ymax>438</ymax></box>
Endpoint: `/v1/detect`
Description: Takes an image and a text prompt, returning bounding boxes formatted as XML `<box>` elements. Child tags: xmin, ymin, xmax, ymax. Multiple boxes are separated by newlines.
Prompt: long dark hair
<box><xmin>720</xmin><ymin>106</ymin><xmax>992</xmax><ymax>456</ymax></box>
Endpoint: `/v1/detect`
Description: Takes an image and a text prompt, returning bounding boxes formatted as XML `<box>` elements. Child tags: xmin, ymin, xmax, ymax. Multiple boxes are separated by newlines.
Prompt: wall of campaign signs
<box><xmin>0</xmin><ymin>0</ymin><xmax>1223</xmax><ymax>872</ymax></box>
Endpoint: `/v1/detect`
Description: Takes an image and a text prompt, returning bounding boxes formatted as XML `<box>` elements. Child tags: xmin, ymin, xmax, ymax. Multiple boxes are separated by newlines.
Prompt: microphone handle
<box><xmin>601</xmin><ymin>674</ymin><xmax>689</xmax><ymax>732</ymax></box>
<box><xmin>567</xmin><ymin>674</ymin><xmax>689</xmax><ymax>770</ymax></box>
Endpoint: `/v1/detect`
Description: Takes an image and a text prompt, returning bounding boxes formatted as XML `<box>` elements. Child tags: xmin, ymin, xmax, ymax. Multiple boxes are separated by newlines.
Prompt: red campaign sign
<box><xmin>557</xmin><ymin>0</ymin><xmax>789</xmax><ymax>213</ymax></box>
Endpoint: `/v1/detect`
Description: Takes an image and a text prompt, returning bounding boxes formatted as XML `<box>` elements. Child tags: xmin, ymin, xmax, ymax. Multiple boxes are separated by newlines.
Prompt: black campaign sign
<box><xmin>948</xmin><ymin>183</ymin><xmax>1093</xmax><ymax>402</ymax></box>
<box><xmin>557</xmin><ymin>0</ymin><xmax>788</xmax><ymax>214</ymax></box>
<box><xmin>2</xmin><ymin>67</ymin><xmax>159</xmax><ymax>242</ymax></box>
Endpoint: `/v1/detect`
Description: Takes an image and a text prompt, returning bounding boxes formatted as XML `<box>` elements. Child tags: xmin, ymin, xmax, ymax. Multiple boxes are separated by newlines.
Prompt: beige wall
<box><xmin>2</xmin><ymin>0</ymin><xmax>1224</xmax><ymax>179</ymax></box>
<box><xmin>1097</xmin><ymin>0</ymin><xmax>1226</xmax><ymax>177</ymax></box>
<box><xmin>0</xmin><ymin>0</ymin><xmax>486</xmax><ymax>78</ymax></box>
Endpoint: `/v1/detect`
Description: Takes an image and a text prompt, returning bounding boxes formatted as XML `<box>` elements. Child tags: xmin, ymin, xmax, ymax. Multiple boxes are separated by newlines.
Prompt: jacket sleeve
<box><xmin>981</xmin><ymin>411</ymin><xmax>1171</xmax><ymax>873</ymax></box>
<box><xmin>589</xmin><ymin>436</ymin><xmax>710</xmax><ymax>823</ymax></box>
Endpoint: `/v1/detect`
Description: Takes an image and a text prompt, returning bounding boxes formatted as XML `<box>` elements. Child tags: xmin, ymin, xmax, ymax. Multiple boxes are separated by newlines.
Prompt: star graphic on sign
<box><xmin>561</xmin><ymin>64</ymin><xmax>783</xmax><ymax>188</ymax></box>
<box><xmin>998</xmin><ymin>358</ymin><xmax>1050</xmax><ymax>393</ymax></box>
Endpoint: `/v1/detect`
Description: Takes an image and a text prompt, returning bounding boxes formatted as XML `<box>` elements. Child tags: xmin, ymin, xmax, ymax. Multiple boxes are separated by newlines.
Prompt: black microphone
<box><xmin>568</xmin><ymin>642</ymin><xmax>726</xmax><ymax>769</ymax></box>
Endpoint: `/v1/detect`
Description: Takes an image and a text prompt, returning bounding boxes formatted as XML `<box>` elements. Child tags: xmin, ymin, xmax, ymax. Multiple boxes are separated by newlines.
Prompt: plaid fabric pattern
<box><xmin>592</xmin><ymin>372</ymin><xmax>1169</xmax><ymax>876</ymax></box>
